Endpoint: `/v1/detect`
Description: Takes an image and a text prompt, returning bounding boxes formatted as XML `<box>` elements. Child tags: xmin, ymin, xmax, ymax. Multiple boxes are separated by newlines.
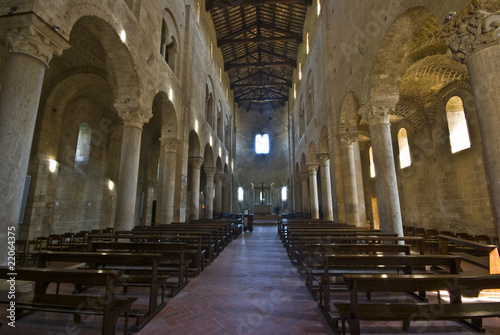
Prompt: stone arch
<box><xmin>339</xmin><ymin>92</ymin><xmax>360</xmax><ymax>131</ymax></box>
<box><xmin>319</xmin><ymin>127</ymin><xmax>330</xmax><ymax>154</ymax></box>
<box><xmin>217</xmin><ymin>100</ymin><xmax>224</xmax><ymax>141</ymax></box>
<box><xmin>152</xmin><ymin>91</ymin><xmax>178</xmax><ymax>138</ymax></box>
<box><xmin>66</xmin><ymin>14</ymin><xmax>144</xmax><ymax>108</ymax></box>
<box><xmin>306</xmin><ymin>71</ymin><xmax>314</xmax><ymax>125</ymax></box>
<box><xmin>203</xmin><ymin>144</ymin><xmax>215</xmax><ymax>168</ymax></box>
<box><xmin>308</xmin><ymin>141</ymin><xmax>318</xmax><ymax>165</ymax></box>
<box><xmin>429</xmin><ymin>80</ymin><xmax>473</xmax><ymax>128</ymax></box>
<box><xmin>160</xmin><ymin>7</ymin><xmax>181</xmax><ymax>73</ymax></box>
<box><xmin>298</xmin><ymin>95</ymin><xmax>305</xmax><ymax>138</ymax></box>
<box><xmin>300</xmin><ymin>153</ymin><xmax>307</xmax><ymax>172</ymax></box>
<box><xmin>188</xmin><ymin>130</ymin><xmax>201</xmax><ymax>157</ymax></box>
<box><xmin>371</xmin><ymin>6</ymin><xmax>441</xmax><ymax>102</ymax></box>
<box><xmin>206</xmin><ymin>77</ymin><xmax>215</xmax><ymax>128</ymax></box>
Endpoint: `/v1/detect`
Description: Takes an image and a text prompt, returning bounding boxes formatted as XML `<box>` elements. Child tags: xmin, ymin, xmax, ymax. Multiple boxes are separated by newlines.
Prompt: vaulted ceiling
<box><xmin>206</xmin><ymin>0</ymin><xmax>311</xmax><ymax>113</ymax></box>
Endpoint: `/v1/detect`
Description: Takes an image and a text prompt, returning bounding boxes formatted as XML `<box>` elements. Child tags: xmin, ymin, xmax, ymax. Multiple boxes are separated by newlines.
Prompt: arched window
<box><xmin>446</xmin><ymin>96</ymin><xmax>471</xmax><ymax>153</ymax></box>
<box><xmin>217</xmin><ymin>102</ymin><xmax>223</xmax><ymax>141</ymax></box>
<box><xmin>281</xmin><ymin>187</ymin><xmax>287</xmax><ymax>201</ymax></box>
<box><xmin>238</xmin><ymin>187</ymin><xmax>244</xmax><ymax>201</ymax></box>
<box><xmin>75</xmin><ymin>122</ymin><xmax>92</xmax><ymax>174</ymax></box>
<box><xmin>255</xmin><ymin>134</ymin><xmax>270</xmax><ymax>154</ymax></box>
<box><xmin>398</xmin><ymin>128</ymin><xmax>411</xmax><ymax>169</ymax></box>
<box><xmin>206</xmin><ymin>85</ymin><xmax>214</xmax><ymax>127</ymax></box>
<box><xmin>160</xmin><ymin>13</ymin><xmax>178</xmax><ymax>72</ymax></box>
<box><xmin>369</xmin><ymin>146</ymin><xmax>375</xmax><ymax>178</ymax></box>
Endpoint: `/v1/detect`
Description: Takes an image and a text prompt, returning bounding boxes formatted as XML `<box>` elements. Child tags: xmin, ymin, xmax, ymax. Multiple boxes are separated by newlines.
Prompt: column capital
<box><xmin>317</xmin><ymin>153</ymin><xmax>331</xmax><ymax>167</ymax></box>
<box><xmin>204</xmin><ymin>166</ymin><xmax>217</xmax><ymax>177</ymax></box>
<box><xmin>307</xmin><ymin>163</ymin><xmax>319</xmax><ymax>176</ymax></box>
<box><xmin>442</xmin><ymin>2</ymin><xmax>500</xmax><ymax>62</ymax></box>
<box><xmin>116</xmin><ymin>104</ymin><xmax>152</xmax><ymax>129</ymax></box>
<box><xmin>215</xmin><ymin>172</ymin><xmax>224</xmax><ymax>184</ymax></box>
<box><xmin>160</xmin><ymin>138</ymin><xmax>179</xmax><ymax>153</ymax></box>
<box><xmin>189</xmin><ymin>156</ymin><xmax>204</xmax><ymax>169</ymax></box>
<box><xmin>340</xmin><ymin>131</ymin><xmax>358</xmax><ymax>147</ymax></box>
<box><xmin>1</xmin><ymin>14</ymin><xmax>71</xmax><ymax>67</ymax></box>
<box><xmin>359</xmin><ymin>101</ymin><xmax>396</xmax><ymax>127</ymax></box>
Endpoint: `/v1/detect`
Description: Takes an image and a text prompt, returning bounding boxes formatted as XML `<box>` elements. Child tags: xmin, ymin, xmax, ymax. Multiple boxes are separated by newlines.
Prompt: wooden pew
<box><xmin>293</xmin><ymin>235</ymin><xmax>426</xmax><ymax>268</ymax></box>
<box><xmin>302</xmin><ymin>243</ymin><xmax>412</xmax><ymax>300</ymax></box>
<box><xmin>285</xmin><ymin>231</ymin><xmax>398</xmax><ymax>264</ymax></box>
<box><xmin>130</xmin><ymin>227</ymin><xmax>218</xmax><ymax>260</ymax></box>
<box><xmin>88</xmin><ymin>233</ymin><xmax>206</xmax><ymax>274</ymax></box>
<box><xmin>0</xmin><ymin>267</ymin><xmax>135</xmax><ymax>335</ymax></box>
<box><xmin>35</xmin><ymin>250</ymin><xmax>165</xmax><ymax>331</ymax></box>
<box><xmin>89</xmin><ymin>241</ymin><xmax>190</xmax><ymax>297</ymax></box>
<box><xmin>438</xmin><ymin>234</ymin><xmax>500</xmax><ymax>274</ymax></box>
<box><xmin>318</xmin><ymin>254</ymin><xmax>463</xmax><ymax>312</ymax></box>
<box><xmin>334</xmin><ymin>274</ymin><xmax>500</xmax><ymax>334</ymax></box>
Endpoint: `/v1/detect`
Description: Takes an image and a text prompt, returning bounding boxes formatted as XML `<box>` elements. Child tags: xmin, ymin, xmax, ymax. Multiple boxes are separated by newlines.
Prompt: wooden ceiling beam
<box><xmin>235</xmin><ymin>97</ymin><xmax>286</xmax><ymax>102</ymax></box>
<box><xmin>225</xmin><ymin>60</ymin><xmax>296</xmax><ymax>70</ymax></box>
<box><xmin>207</xmin><ymin>0</ymin><xmax>312</xmax><ymax>11</ymax></box>
<box><xmin>231</xmin><ymin>82</ymin><xmax>291</xmax><ymax>89</ymax></box>
<box><xmin>218</xmin><ymin>35</ymin><xmax>301</xmax><ymax>47</ymax></box>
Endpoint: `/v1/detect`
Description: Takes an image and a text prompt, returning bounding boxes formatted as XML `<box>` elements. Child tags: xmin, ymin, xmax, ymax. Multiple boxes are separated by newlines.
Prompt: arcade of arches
<box><xmin>1</xmin><ymin>0</ymin><xmax>500</xmax><ymax>266</ymax></box>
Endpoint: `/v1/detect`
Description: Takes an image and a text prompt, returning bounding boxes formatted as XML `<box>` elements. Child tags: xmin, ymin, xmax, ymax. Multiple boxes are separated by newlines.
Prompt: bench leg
<box><xmin>73</xmin><ymin>313</ymin><xmax>81</xmax><ymax>324</ymax></box>
<box><xmin>402</xmin><ymin>320</ymin><xmax>410</xmax><ymax>331</ymax></box>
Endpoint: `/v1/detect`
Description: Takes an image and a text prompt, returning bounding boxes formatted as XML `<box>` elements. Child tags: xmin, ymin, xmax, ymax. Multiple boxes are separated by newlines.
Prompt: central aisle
<box><xmin>142</xmin><ymin>224</ymin><xmax>333</xmax><ymax>335</ymax></box>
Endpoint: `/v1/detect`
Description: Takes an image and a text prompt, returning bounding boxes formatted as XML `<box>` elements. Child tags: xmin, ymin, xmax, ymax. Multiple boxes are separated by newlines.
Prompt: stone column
<box><xmin>0</xmin><ymin>17</ymin><xmax>69</xmax><ymax>264</ymax></box>
<box><xmin>307</xmin><ymin>164</ymin><xmax>320</xmax><ymax>219</ymax></box>
<box><xmin>188</xmin><ymin>157</ymin><xmax>204</xmax><ymax>221</ymax></box>
<box><xmin>340</xmin><ymin>132</ymin><xmax>361</xmax><ymax>226</ymax></box>
<box><xmin>204</xmin><ymin>167</ymin><xmax>216</xmax><ymax>219</ymax></box>
<box><xmin>155</xmin><ymin>148</ymin><xmax>165</xmax><ymax>224</ymax></box>
<box><xmin>444</xmin><ymin>3</ymin><xmax>500</xmax><ymax>238</ymax></box>
<box><xmin>360</xmin><ymin>103</ymin><xmax>403</xmax><ymax>236</ymax></box>
<box><xmin>160</xmin><ymin>138</ymin><xmax>179</xmax><ymax>224</ymax></box>
<box><xmin>300</xmin><ymin>172</ymin><xmax>310</xmax><ymax>215</ymax></box>
<box><xmin>215</xmin><ymin>172</ymin><xmax>224</xmax><ymax>216</ymax></box>
<box><xmin>317</xmin><ymin>154</ymin><xmax>334</xmax><ymax>221</ymax></box>
<box><xmin>114</xmin><ymin>106</ymin><xmax>152</xmax><ymax>231</ymax></box>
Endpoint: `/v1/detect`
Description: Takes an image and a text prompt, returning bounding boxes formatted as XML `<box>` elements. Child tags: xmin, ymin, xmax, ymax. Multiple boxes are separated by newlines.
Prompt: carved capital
<box><xmin>340</xmin><ymin>131</ymin><xmax>358</xmax><ymax>147</ymax></box>
<box><xmin>3</xmin><ymin>14</ymin><xmax>70</xmax><ymax>66</ymax></box>
<box><xmin>359</xmin><ymin>102</ymin><xmax>393</xmax><ymax>127</ymax></box>
<box><xmin>116</xmin><ymin>104</ymin><xmax>152</xmax><ymax>129</ymax></box>
<box><xmin>204</xmin><ymin>166</ymin><xmax>217</xmax><ymax>177</ymax></box>
<box><xmin>307</xmin><ymin>163</ymin><xmax>319</xmax><ymax>176</ymax></box>
<box><xmin>443</xmin><ymin>3</ymin><xmax>500</xmax><ymax>62</ymax></box>
<box><xmin>215</xmin><ymin>172</ymin><xmax>224</xmax><ymax>184</ymax></box>
<box><xmin>317</xmin><ymin>153</ymin><xmax>330</xmax><ymax>167</ymax></box>
<box><xmin>160</xmin><ymin>138</ymin><xmax>179</xmax><ymax>153</ymax></box>
<box><xmin>189</xmin><ymin>156</ymin><xmax>204</xmax><ymax>169</ymax></box>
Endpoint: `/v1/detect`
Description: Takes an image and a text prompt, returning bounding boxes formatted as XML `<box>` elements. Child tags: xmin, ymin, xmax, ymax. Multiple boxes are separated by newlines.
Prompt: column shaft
<box><xmin>308</xmin><ymin>164</ymin><xmax>320</xmax><ymax>219</ymax></box>
<box><xmin>300</xmin><ymin>172</ymin><xmax>310</xmax><ymax>215</ymax></box>
<box><xmin>188</xmin><ymin>157</ymin><xmax>204</xmax><ymax>221</ymax></box>
<box><xmin>0</xmin><ymin>20</ymin><xmax>69</xmax><ymax>264</ymax></box>
<box><xmin>204</xmin><ymin>167</ymin><xmax>216</xmax><ymax>219</ymax></box>
<box><xmin>215</xmin><ymin>173</ymin><xmax>224</xmax><ymax>215</ymax></box>
<box><xmin>318</xmin><ymin>154</ymin><xmax>334</xmax><ymax>221</ymax></box>
<box><xmin>367</xmin><ymin>107</ymin><xmax>403</xmax><ymax>236</ymax></box>
<box><xmin>115</xmin><ymin>108</ymin><xmax>151</xmax><ymax>231</ymax></box>
<box><xmin>161</xmin><ymin>139</ymin><xmax>178</xmax><ymax>224</ymax></box>
<box><xmin>341</xmin><ymin>137</ymin><xmax>360</xmax><ymax>226</ymax></box>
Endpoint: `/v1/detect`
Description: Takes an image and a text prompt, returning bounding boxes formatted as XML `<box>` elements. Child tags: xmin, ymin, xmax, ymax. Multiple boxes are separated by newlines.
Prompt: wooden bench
<box><xmin>334</xmin><ymin>274</ymin><xmax>500</xmax><ymax>334</ymax></box>
<box><xmin>88</xmin><ymin>233</ymin><xmax>206</xmax><ymax>274</ymax></box>
<box><xmin>292</xmin><ymin>235</ymin><xmax>425</xmax><ymax>268</ymax></box>
<box><xmin>318</xmin><ymin>254</ymin><xmax>462</xmax><ymax>312</ymax></box>
<box><xmin>0</xmin><ymin>267</ymin><xmax>135</xmax><ymax>335</ymax></box>
<box><xmin>35</xmin><ymin>250</ymin><xmax>165</xmax><ymax>331</ymax></box>
<box><xmin>303</xmin><ymin>243</ymin><xmax>413</xmax><ymax>300</ymax></box>
<box><xmin>438</xmin><ymin>234</ymin><xmax>500</xmax><ymax>274</ymax></box>
<box><xmin>89</xmin><ymin>241</ymin><xmax>190</xmax><ymax>297</ymax></box>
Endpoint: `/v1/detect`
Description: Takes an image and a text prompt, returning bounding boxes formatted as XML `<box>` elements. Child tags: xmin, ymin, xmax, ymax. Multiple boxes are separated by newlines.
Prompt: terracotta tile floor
<box><xmin>2</xmin><ymin>223</ymin><xmax>500</xmax><ymax>334</ymax></box>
